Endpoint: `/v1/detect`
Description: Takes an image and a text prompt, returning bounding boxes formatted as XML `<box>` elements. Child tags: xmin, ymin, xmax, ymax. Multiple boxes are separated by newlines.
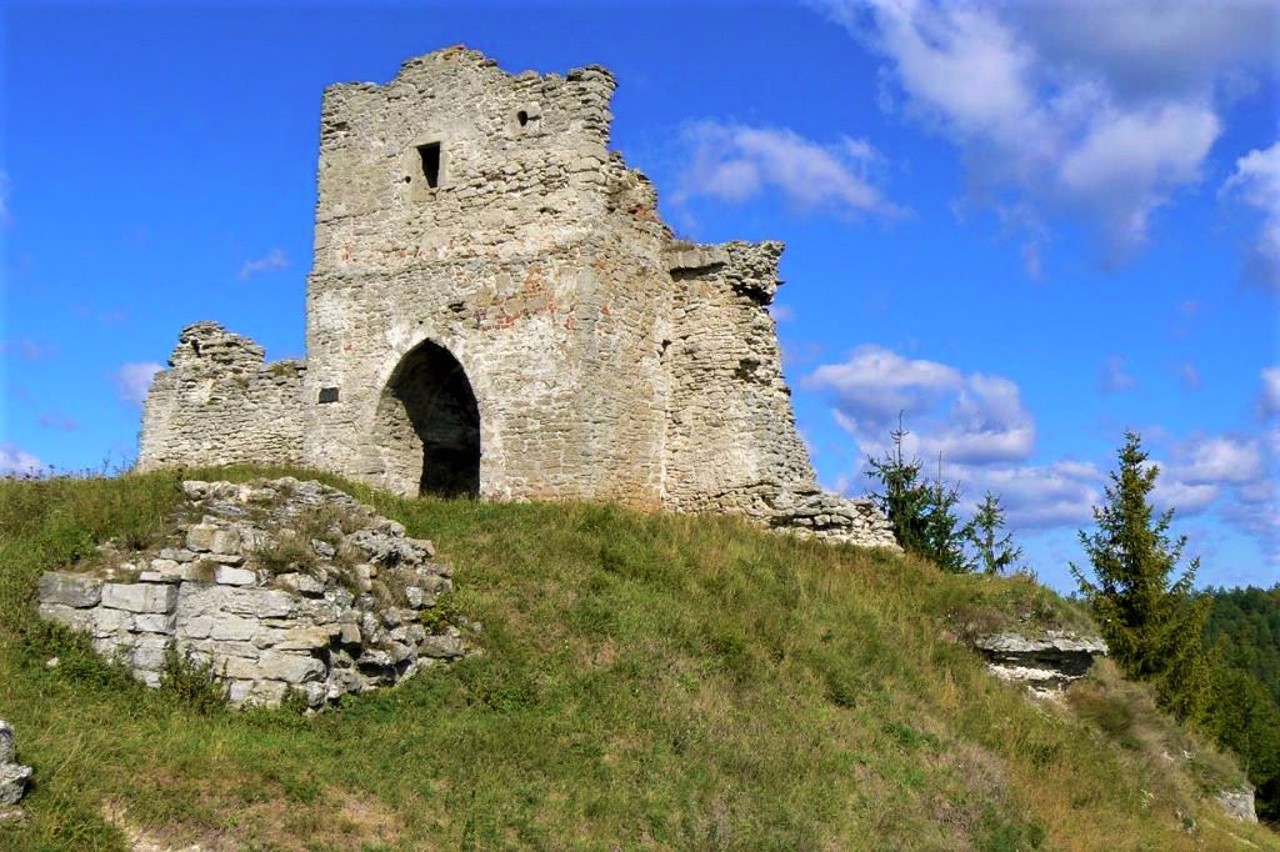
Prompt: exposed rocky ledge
<box><xmin>37</xmin><ymin>478</ymin><xmax>475</xmax><ymax>709</ymax></box>
<box><xmin>971</xmin><ymin>631</ymin><xmax>1108</xmax><ymax>694</ymax></box>
<box><xmin>0</xmin><ymin>720</ymin><xmax>32</xmax><ymax>819</ymax></box>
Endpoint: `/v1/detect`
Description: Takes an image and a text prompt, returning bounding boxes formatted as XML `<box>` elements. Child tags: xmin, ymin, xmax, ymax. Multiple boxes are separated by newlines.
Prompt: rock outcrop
<box><xmin>37</xmin><ymin>478</ymin><xmax>474</xmax><ymax>709</ymax></box>
<box><xmin>971</xmin><ymin>631</ymin><xmax>1108</xmax><ymax>694</ymax></box>
<box><xmin>0</xmin><ymin>720</ymin><xmax>32</xmax><ymax>811</ymax></box>
<box><xmin>1216</xmin><ymin>786</ymin><xmax>1259</xmax><ymax>823</ymax></box>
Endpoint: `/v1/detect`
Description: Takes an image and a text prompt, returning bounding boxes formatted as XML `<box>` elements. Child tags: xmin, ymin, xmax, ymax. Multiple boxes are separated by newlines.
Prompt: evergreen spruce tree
<box><xmin>867</xmin><ymin>417</ymin><xmax>971</xmax><ymax>573</ymax></box>
<box><xmin>965</xmin><ymin>492</ymin><xmax>1023</xmax><ymax>575</ymax></box>
<box><xmin>866</xmin><ymin>416</ymin><xmax>932</xmax><ymax>556</ymax></box>
<box><xmin>922</xmin><ymin>454</ymin><xmax>971</xmax><ymax>573</ymax></box>
<box><xmin>1071</xmin><ymin>430</ymin><xmax>1211</xmax><ymax>718</ymax></box>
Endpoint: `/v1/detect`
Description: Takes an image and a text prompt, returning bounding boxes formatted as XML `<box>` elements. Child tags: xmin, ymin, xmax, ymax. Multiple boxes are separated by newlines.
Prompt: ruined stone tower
<box><xmin>139</xmin><ymin>47</ymin><xmax>896</xmax><ymax>549</ymax></box>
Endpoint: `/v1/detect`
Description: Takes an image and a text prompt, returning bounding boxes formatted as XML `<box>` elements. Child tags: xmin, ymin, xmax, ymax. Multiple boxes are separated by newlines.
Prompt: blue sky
<box><xmin>2</xmin><ymin>1</ymin><xmax>1277</xmax><ymax>592</ymax></box>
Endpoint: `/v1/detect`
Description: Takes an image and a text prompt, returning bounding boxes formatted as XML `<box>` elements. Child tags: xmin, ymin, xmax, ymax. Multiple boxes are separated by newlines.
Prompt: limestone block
<box><xmin>37</xmin><ymin>602</ymin><xmax>95</xmax><ymax>633</ymax></box>
<box><xmin>223</xmin><ymin>652</ymin><xmax>325</xmax><ymax>684</ymax></box>
<box><xmin>338</xmin><ymin>623</ymin><xmax>361</xmax><ymax>646</ymax></box>
<box><xmin>222</xmin><ymin>588</ymin><xmax>296</xmax><ymax>619</ymax></box>
<box><xmin>130</xmin><ymin>635</ymin><xmax>171</xmax><ymax>671</ymax></box>
<box><xmin>133</xmin><ymin>612</ymin><xmax>177</xmax><ymax>634</ymax></box>
<box><xmin>185</xmin><ymin>524</ymin><xmax>218</xmax><ymax>552</ymax></box>
<box><xmin>159</xmin><ymin>547</ymin><xmax>197</xmax><ymax>563</ymax></box>
<box><xmin>0</xmin><ymin>721</ymin><xmax>13</xmax><ymax>764</ymax></box>
<box><xmin>0</xmin><ymin>764</ymin><xmax>31</xmax><ymax>806</ymax></box>
<box><xmin>214</xmin><ymin>566</ymin><xmax>256</xmax><ymax>586</ymax></box>
<box><xmin>211</xmin><ymin>528</ymin><xmax>241</xmax><ymax>555</ymax></box>
<box><xmin>208</xmin><ymin>615</ymin><xmax>260</xmax><ymax>642</ymax></box>
<box><xmin>274</xmin><ymin>626</ymin><xmax>335</xmax><ymax>651</ymax></box>
<box><xmin>275</xmin><ymin>572</ymin><xmax>325</xmax><ymax>597</ymax></box>
<box><xmin>101</xmin><ymin>583</ymin><xmax>176</xmax><ymax>614</ymax></box>
<box><xmin>38</xmin><ymin>573</ymin><xmax>102</xmax><ymax>608</ymax></box>
<box><xmin>420</xmin><ymin>635</ymin><xmax>466</xmax><ymax>659</ymax></box>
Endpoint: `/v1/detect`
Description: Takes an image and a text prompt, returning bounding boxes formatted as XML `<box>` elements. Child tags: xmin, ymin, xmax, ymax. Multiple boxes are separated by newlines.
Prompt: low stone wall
<box><xmin>768</xmin><ymin>489</ymin><xmax>901</xmax><ymax>550</ymax></box>
<box><xmin>37</xmin><ymin>478</ymin><xmax>473</xmax><ymax>709</ymax></box>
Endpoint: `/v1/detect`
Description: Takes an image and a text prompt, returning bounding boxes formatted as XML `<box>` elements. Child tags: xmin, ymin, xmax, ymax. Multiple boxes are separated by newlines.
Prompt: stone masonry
<box><xmin>38</xmin><ymin>478</ymin><xmax>472</xmax><ymax>708</ymax></box>
<box><xmin>138</xmin><ymin>46</ymin><xmax>897</xmax><ymax>551</ymax></box>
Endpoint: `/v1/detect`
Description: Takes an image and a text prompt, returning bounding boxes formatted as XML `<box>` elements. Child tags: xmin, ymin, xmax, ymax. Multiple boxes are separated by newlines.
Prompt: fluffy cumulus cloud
<box><xmin>0</xmin><ymin>444</ymin><xmax>43</xmax><ymax>476</ymax></box>
<box><xmin>677</xmin><ymin>122</ymin><xmax>902</xmax><ymax>218</ymax></box>
<box><xmin>113</xmin><ymin>361</ymin><xmax>163</xmax><ymax>404</ymax></box>
<box><xmin>805</xmin><ymin>344</ymin><xmax>1035</xmax><ymax>466</ymax></box>
<box><xmin>1221</xmin><ymin>142</ymin><xmax>1280</xmax><ymax>289</ymax></box>
<box><xmin>817</xmin><ymin>0</ymin><xmax>1277</xmax><ymax>266</ymax></box>
<box><xmin>957</xmin><ymin>459</ymin><xmax>1104</xmax><ymax>529</ymax></box>
<box><xmin>238</xmin><ymin>248</ymin><xmax>289</xmax><ymax>280</ymax></box>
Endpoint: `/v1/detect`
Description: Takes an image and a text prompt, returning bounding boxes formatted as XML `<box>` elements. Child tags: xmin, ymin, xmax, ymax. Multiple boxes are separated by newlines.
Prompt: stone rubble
<box><xmin>0</xmin><ymin>720</ymin><xmax>32</xmax><ymax>809</ymax></box>
<box><xmin>37</xmin><ymin>478</ymin><xmax>474</xmax><ymax>709</ymax></box>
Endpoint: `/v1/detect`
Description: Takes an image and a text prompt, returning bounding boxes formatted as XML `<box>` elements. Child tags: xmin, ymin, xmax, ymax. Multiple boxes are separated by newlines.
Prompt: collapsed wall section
<box><xmin>137</xmin><ymin>322</ymin><xmax>306</xmax><ymax>471</ymax></box>
<box><xmin>662</xmin><ymin>241</ymin><xmax>815</xmax><ymax>515</ymax></box>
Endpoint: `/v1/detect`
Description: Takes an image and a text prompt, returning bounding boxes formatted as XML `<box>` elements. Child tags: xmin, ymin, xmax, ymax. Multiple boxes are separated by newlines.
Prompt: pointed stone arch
<box><xmin>372</xmin><ymin>339</ymin><xmax>480</xmax><ymax>498</ymax></box>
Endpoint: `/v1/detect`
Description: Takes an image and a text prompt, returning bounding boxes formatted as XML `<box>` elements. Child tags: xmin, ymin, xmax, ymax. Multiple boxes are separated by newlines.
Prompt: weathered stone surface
<box><xmin>37</xmin><ymin>478</ymin><xmax>473</xmax><ymax>709</ymax></box>
<box><xmin>971</xmin><ymin>631</ymin><xmax>1108</xmax><ymax>693</ymax></box>
<box><xmin>0</xmin><ymin>764</ymin><xmax>31</xmax><ymax>806</ymax></box>
<box><xmin>214</xmin><ymin>566</ymin><xmax>256</xmax><ymax>586</ymax></box>
<box><xmin>275</xmin><ymin>572</ymin><xmax>325</xmax><ymax>597</ymax></box>
<box><xmin>0</xmin><ymin>721</ymin><xmax>13</xmax><ymax>764</ymax></box>
<box><xmin>0</xmin><ymin>721</ymin><xmax>32</xmax><ymax>807</ymax></box>
<box><xmin>133</xmin><ymin>46</ymin><xmax>897</xmax><ymax>552</ymax></box>
<box><xmin>38</xmin><ymin>573</ymin><xmax>102</xmax><ymax>608</ymax></box>
<box><xmin>1217</xmin><ymin>786</ymin><xmax>1258</xmax><ymax>823</ymax></box>
<box><xmin>101</xmin><ymin>583</ymin><xmax>178</xmax><ymax>614</ymax></box>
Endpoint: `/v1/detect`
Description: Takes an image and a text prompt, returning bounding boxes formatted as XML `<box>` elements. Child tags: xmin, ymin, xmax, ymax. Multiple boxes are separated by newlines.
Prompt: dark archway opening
<box><xmin>386</xmin><ymin>340</ymin><xmax>480</xmax><ymax>498</ymax></box>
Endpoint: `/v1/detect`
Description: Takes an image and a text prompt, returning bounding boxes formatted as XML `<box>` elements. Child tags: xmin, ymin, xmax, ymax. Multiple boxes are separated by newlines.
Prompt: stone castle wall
<box><xmin>137</xmin><ymin>47</ymin><xmax>899</xmax><ymax>551</ymax></box>
<box><xmin>140</xmin><ymin>322</ymin><xmax>307</xmax><ymax>470</ymax></box>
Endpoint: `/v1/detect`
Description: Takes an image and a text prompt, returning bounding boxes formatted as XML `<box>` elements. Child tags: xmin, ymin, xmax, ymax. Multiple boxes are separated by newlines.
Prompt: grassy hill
<box><xmin>1</xmin><ymin>466</ymin><xmax>1276</xmax><ymax>850</ymax></box>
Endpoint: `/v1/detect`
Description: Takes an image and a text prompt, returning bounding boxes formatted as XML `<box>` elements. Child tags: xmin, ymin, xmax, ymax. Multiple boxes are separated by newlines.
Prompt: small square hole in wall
<box><xmin>318</xmin><ymin>387</ymin><xmax>340</xmax><ymax>404</ymax></box>
<box><xmin>417</xmin><ymin>142</ymin><xmax>442</xmax><ymax>188</ymax></box>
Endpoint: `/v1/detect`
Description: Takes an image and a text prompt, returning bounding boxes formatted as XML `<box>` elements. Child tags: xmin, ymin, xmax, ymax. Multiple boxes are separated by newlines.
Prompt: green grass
<box><xmin>1</xmin><ymin>466</ymin><xmax>1276</xmax><ymax>850</ymax></box>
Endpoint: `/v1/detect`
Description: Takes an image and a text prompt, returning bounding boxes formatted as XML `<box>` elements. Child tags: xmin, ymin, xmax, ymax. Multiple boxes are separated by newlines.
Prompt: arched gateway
<box><xmin>372</xmin><ymin>340</ymin><xmax>480</xmax><ymax>498</ymax></box>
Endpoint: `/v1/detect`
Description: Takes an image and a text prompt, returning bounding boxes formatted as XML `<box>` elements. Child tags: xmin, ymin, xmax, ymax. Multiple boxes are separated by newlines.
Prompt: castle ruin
<box><xmin>139</xmin><ymin>47</ymin><xmax>896</xmax><ymax>550</ymax></box>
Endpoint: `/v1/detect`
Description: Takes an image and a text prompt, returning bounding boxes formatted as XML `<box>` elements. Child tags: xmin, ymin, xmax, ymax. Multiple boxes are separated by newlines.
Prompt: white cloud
<box><xmin>806</xmin><ymin>344</ymin><xmax>1035</xmax><ymax>465</ymax></box>
<box><xmin>1151</xmin><ymin>478</ymin><xmax>1220</xmax><ymax>515</ymax></box>
<box><xmin>817</xmin><ymin>0</ymin><xmax>1275</xmax><ymax>265</ymax></box>
<box><xmin>956</xmin><ymin>460</ymin><xmax>1103</xmax><ymax>529</ymax></box>
<box><xmin>1261</xmin><ymin>366</ymin><xmax>1280</xmax><ymax>417</ymax></box>
<box><xmin>677</xmin><ymin>122</ymin><xmax>902</xmax><ymax>218</ymax></box>
<box><xmin>1221</xmin><ymin>142</ymin><xmax>1280</xmax><ymax>290</ymax></box>
<box><xmin>1099</xmin><ymin>355</ymin><xmax>1137</xmax><ymax>393</ymax></box>
<box><xmin>1168</xmin><ymin>434</ymin><xmax>1263</xmax><ymax>485</ymax></box>
<box><xmin>113</xmin><ymin>361</ymin><xmax>163</xmax><ymax>404</ymax></box>
<box><xmin>0</xmin><ymin>444</ymin><xmax>43</xmax><ymax>476</ymax></box>
<box><xmin>238</xmin><ymin>248</ymin><xmax>289</xmax><ymax>280</ymax></box>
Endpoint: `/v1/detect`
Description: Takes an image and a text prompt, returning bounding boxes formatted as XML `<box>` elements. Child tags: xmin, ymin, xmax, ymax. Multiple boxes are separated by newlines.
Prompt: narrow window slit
<box><xmin>417</xmin><ymin>142</ymin><xmax>441</xmax><ymax>188</ymax></box>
